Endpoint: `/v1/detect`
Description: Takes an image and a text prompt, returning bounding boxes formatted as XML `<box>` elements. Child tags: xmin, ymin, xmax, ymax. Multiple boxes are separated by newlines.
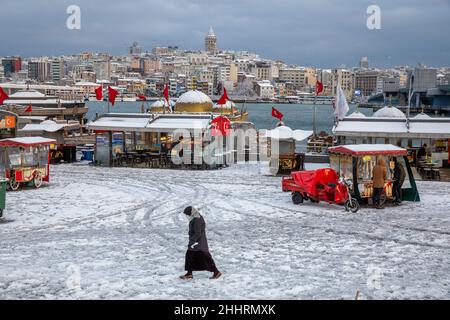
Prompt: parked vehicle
<box><xmin>282</xmin><ymin>168</ymin><xmax>360</xmax><ymax>213</ymax></box>
<box><xmin>0</xmin><ymin>137</ymin><xmax>56</xmax><ymax>191</ymax></box>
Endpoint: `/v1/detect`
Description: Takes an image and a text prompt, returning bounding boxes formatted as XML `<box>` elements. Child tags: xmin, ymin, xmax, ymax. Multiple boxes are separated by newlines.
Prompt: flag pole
<box><xmin>313</xmin><ymin>91</ymin><xmax>317</xmax><ymax>137</ymax></box>
<box><xmin>334</xmin><ymin>72</ymin><xmax>342</xmax><ymax>127</ymax></box>
<box><xmin>163</xmin><ymin>84</ymin><xmax>166</xmax><ymax>115</ymax></box>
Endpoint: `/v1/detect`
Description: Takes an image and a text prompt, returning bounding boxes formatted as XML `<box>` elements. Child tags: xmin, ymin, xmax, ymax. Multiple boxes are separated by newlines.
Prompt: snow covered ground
<box><xmin>0</xmin><ymin>163</ymin><xmax>449</xmax><ymax>300</ymax></box>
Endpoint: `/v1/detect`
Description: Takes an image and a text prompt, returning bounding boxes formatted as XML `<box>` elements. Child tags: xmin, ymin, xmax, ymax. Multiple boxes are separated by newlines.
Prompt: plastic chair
<box><xmin>432</xmin><ymin>168</ymin><xmax>441</xmax><ymax>181</ymax></box>
<box><xmin>423</xmin><ymin>167</ymin><xmax>432</xmax><ymax>180</ymax></box>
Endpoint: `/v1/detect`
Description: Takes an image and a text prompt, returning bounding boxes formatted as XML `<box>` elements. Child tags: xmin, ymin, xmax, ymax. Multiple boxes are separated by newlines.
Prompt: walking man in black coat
<box><xmin>180</xmin><ymin>206</ymin><xmax>222</xmax><ymax>280</ymax></box>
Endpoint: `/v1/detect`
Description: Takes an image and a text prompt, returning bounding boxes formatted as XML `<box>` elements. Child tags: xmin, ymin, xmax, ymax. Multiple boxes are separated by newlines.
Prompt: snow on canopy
<box><xmin>176</xmin><ymin>90</ymin><xmax>213</xmax><ymax>105</ymax></box>
<box><xmin>414</xmin><ymin>112</ymin><xmax>432</xmax><ymax>119</ymax></box>
<box><xmin>373</xmin><ymin>106</ymin><xmax>406</xmax><ymax>118</ymax></box>
<box><xmin>265</xmin><ymin>125</ymin><xmax>313</xmax><ymax>141</ymax></box>
<box><xmin>347</xmin><ymin>111</ymin><xmax>367</xmax><ymax>118</ymax></box>
<box><xmin>151</xmin><ymin>99</ymin><xmax>175</xmax><ymax>107</ymax></box>
<box><xmin>0</xmin><ymin>136</ymin><xmax>56</xmax><ymax>147</ymax></box>
<box><xmin>20</xmin><ymin>120</ymin><xmax>67</xmax><ymax>133</ymax></box>
<box><xmin>328</xmin><ymin>144</ymin><xmax>408</xmax><ymax>155</ymax></box>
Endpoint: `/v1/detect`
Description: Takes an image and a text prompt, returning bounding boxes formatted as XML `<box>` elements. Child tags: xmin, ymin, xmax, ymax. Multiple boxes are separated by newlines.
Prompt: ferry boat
<box><xmin>297</xmin><ymin>94</ymin><xmax>335</xmax><ymax>105</ymax></box>
<box><xmin>306</xmin><ymin>132</ymin><xmax>336</xmax><ymax>153</ymax></box>
<box><xmin>84</xmin><ymin>93</ymin><xmax>137</xmax><ymax>102</ymax></box>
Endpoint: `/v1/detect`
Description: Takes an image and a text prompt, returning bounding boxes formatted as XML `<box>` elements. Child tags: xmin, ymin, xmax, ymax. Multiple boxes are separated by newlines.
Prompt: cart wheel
<box><xmin>292</xmin><ymin>192</ymin><xmax>304</xmax><ymax>205</ymax></box>
<box><xmin>345</xmin><ymin>198</ymin><xmax>360</xmax><ymax>213</ymax></box>
<box><xmin>0</xmin><ymin>208</ymin><xmax>3</xmax><ymax>218</ymax></box>
<box><xmin>9</xmin><ymin>178</ymin><xmax>20</xmax><ymax>191</ymax></box>
<box><xmin>34</xmin><ymin>172</ymin><xmax>43</xmax><ymax>188</ymax></box>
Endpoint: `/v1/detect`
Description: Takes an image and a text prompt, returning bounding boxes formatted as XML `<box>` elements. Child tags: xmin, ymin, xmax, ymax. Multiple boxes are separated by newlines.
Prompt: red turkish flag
<box><xmin>94</xmin><ymin>86</ymin><xmax>103</xmax><ymax>100</ymax></box>
<box><xmin>316</xmin><ymin>80</ymin><xmax>324</xmax><ymax>96</ymax></box>
<box><xmin>211</xmin><ymin>115</ymin><xmax>231</xmax><ymax>136</ymax></box>
<box><xmin>163</xmin><ymin>85</ymin><xmax>169</xmax><ymax>103</ymax></box>
<box><xmin>25</xmin><ymin>104</ymin><xmax>33</xmax><ymax>113</ymax></box>
<box><xmin>0</xmin><ymin>87</ymin><xmax>9</xmax><ymax>104</ymax></box>
<box><xmin>271</xmin><ymin>107</ymin><xmax>283</xmax><ymax>120</ymax></box>
<box><xmin>217</xmin><ymin>87</ymin><xmax>229</xmax><ymax>105</ymax></box>
<box><xmin>138</xmin><ymin>94</ymin><xmax>147</xmax><ymax>101</ymax></box>
<box><xmin>108</xmin><ymin>86</ymin><xmax>119</xmax><ymax>106</ymax></box>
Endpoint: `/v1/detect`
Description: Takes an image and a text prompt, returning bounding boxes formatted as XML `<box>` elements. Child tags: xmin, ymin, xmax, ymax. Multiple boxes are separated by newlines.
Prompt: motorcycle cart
<box><xmin>282</xmin><ymin>168</ymin><xmax>360</xmax><ymax>212</ymax></box>
<box><xmin>327</xmin><ymin>144</ymin><xmax>420</xmax><ymax>205</ymax></box>
<box><xmin>0</xmin><ymin>137</ymin><xmax>56</xmax><ymax>191</ymax></box>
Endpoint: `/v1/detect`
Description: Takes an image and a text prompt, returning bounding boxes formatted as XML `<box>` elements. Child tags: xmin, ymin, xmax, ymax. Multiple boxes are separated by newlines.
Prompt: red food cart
<box><xmin>0</xmin><ymin>137</ymin><xmax>56</xmax><ymax>191</ymax></box>
<box><xmin>327</xmin><ymin>144</ymin><xmax>420</xmax><ymax>204</ymax></box>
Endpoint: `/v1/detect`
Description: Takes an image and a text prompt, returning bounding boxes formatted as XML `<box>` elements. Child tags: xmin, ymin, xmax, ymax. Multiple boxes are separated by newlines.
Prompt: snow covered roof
<box><xmin>87</xmin><ymin>114</ymin><xmax>211</xmax><ymax>132</ymax></box>
<box><xmin>75</xmin><ymin>81</ymin><xmax>98</xmax><ymax>86</ymax></box>
<box><xmin>4</xmin><ymin>99</ymin><xmax>72</xmax><ymax>105</ymax></box>
<box><xmin>0</xmin><ymin>137</ymin><xmax>56</xmax><ymax>147</ymax></box>
<box><xmin>264</xmin><ymin>126</ymin><xmax>313</xmax><ymax>141</ymax></box>
<box><xmin>20</xmin><ymin>120</ymin><xmax>75</xmax><ymax>133</ymax></box>
<box><xmin>347</xmin><ymin>111</ymin><xmax>367</xmax><ymax>118</ymax></box>
<box><xmin>328</xmin><ymin>144</ymin><xmax>407</xmax><ymax>156</ymax></box>
<box><xmin>334</xmin><ymin>118</ymin><xmax>450</xmax><ymax>138</ymax></box>
<box><xmin>88</xmin><ymin>116</ymin><xmax>151</xmax><ymax>131</ymax></box>
<box><xmin>19</xmin><ymin>116</ymin><xmax>48</xmax><ymax>121</ymax></box>
<box><xmin>257</xmin><ymin>81</ymin><xmax>274</xmax><ymax>88</ymax></box>
<box><xmin>8</xmin><ymin>90</ymin><xmax>46</xmax><ymax>99</ymax></box>
<box><xmin>146</xmin><ymin>116</ymin><xmax>211</xmax><ymax>132</ymax></box>
<box><xmin>176</xmin><ymin>90</ymin><xmax>213</xmax><ymax>105</ymax></box>
<box><xmin>413</xmin><ymin>113</ymin><xmax>432</xmax><ymax>119</ymax></box>
<box><xmin>151</xmin><ymin>99</ymin><xmax>175</xmax><ymax>108</ymax></box>
<box><xmin>373</xmin><ymin>106</ymin><xmax>406</xmax><ymax>118</ymax></box>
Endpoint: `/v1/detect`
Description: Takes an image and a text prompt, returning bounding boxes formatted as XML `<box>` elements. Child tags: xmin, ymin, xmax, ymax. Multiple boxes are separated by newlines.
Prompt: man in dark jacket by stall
<box><xmin>180</xmin><ymin>206</ymin><xmax>222</xmax><ymax>280</ymax></box>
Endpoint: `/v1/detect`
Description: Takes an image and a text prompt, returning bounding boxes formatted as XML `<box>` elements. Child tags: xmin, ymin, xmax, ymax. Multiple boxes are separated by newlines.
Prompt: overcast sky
<box><xmin>1</xmin><ymin>0</ymin><xmax>449</xmax><ymax>68</ymax></box>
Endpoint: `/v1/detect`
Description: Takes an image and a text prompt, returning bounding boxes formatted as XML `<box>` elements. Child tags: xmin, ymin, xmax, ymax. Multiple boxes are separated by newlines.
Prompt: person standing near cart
<box><xmin>180</xmin><ymin>206</ymin><xmax>222</xmax><ymax>280</ymax></box>
<box><xmin>372</xmin><ymin>157</ymin><xmax>387</xmax><ymax>209</ymax></box>
<box><xmin>393</xmin><ymin>157</ymin><xmax>406</xmax><ymax>205</ymax></box>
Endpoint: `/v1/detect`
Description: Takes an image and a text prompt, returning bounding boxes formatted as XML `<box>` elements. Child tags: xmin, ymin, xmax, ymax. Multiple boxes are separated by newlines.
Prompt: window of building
<box><xmin>412</xmin><ymin>139</ymin><xmax>422</xmax><ymax>148</ymax></box>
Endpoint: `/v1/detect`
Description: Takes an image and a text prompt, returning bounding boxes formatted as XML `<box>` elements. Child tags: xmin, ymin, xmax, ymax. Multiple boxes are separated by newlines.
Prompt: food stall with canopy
<box><xmin>0</xmin><ymin>137</ymin><xmax>55</xmax><ymax>191</ymax></box>
<box><xmin>265</xmin><ymin>126</ymin><xmax>313</xmax><ymax>175</ymax></box>
<box><xmin>327</xmin><ymin>144</ymin><xmax>420</xmax><ymax>203</ymax></box>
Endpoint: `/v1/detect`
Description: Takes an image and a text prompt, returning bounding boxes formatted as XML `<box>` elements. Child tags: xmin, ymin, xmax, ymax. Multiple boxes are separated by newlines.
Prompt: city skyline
<box><xmin>1</xmin><ymin>0</ymin><xmax>450</xmax><ymax>68</ymax></box>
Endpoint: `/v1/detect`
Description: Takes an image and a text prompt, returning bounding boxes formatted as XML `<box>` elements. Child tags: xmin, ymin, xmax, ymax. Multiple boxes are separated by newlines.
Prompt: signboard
<box><xmin>0</xmin><ymin>116</ymin><xmax>16</xmax><ymax>129</ymax></box>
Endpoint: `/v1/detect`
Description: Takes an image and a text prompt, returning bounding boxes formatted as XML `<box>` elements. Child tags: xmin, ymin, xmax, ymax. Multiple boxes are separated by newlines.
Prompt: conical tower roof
<box><xmin>207</xmin><ymin>26</ymin><xmax>216</xmax><ymax>38</ymax></box>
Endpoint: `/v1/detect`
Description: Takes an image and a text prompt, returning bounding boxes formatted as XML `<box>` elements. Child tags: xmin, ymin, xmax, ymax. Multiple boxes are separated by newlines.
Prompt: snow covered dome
<box><xmin>372</xmin><ymin>106</ymin><xmax>406</xmax><ymax>119</ymax></box>
<box><xmin>413</xmin><ymin>112</ymin><xmax>431</xmax><ymax>120</ymax></box>
<box><xmin>347</xmin><ymin>110</ymin><xmax>367</xmax><ymax>118</ymax></box>
<box><xmin>175</xmin><ymin>90</ymin><xmax>213</xmax><ymax>113</ymax></box>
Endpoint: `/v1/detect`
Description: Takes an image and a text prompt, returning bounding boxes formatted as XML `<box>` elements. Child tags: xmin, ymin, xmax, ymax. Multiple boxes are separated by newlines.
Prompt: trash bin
<box><xmin>82</xmin><ymin>150</ymin><xmax>94</xmax><ymax>161</ymax></box>
<box><xmin>0</xmin><ymin>179</ymin><xmax>6</xmax><ymax>218</ymax></box>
